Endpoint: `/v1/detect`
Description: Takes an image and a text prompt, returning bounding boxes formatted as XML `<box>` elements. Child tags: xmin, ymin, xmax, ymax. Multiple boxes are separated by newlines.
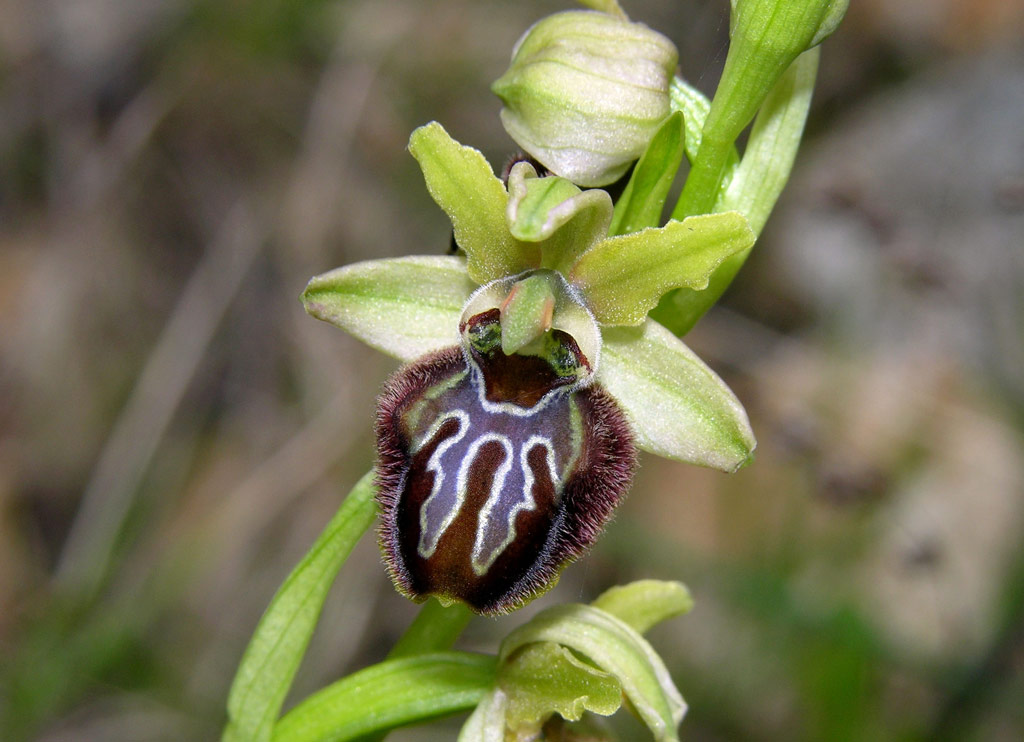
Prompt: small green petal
<box><xmin>506</xmin><ymin>162</ymin><xmax>613</xmax><ymax>274</ymax></box>
<box><xmin>458</xmin><ymin>687</ymin><xmax>507</xmax><ymax>741</ymax></box>
<box><xmin>409</xmin><ymin>122</ymin><xmax>538</xmax><ymax>283</ymax></box>
<box><xmin>302</xmin><ymin>256</ymin><xmax>473</xmax><ymax>362</ymax></box>
<box><xmin>592</xmin><ymin>580</ymin><xmax>694</xmax><ymax>636</ymax></box>
<box><xmin>569</xmin><ymin>211</ymin><xmax>755</xmax><ymax>326</ymax></box>
<box><xmin>610</xmin><ymin>111</ymin><xmax>686</xmax><ymax>236</ymax></box>
<box><xmin>499</xmin><ymin>604</ymin><xmax>685</xmax><ymax>741</ymax></box>
<box><xmin>599</xmin><ymin>318</ymin><xmax>755</xmax><ymax>471</ymax></box>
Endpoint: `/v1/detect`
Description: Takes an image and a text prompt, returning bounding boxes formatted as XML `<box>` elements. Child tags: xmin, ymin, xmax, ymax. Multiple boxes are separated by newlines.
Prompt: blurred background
<box><xmin>2</xmin><ymin>0</ymin><xmax>1023</xmax><ymax>739</ymax></box>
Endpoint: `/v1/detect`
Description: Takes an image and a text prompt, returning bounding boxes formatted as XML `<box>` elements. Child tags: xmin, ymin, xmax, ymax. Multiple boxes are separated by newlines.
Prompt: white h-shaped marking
<box><xmin>471</xmin><ymin>435</ymin><xmax>557</xmax><ymax>575</ymax></box>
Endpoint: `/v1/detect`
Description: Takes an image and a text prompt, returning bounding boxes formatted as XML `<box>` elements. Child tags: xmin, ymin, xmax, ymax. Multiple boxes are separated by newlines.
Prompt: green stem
<box><xmin>389</xmin><ymin>599</ymin><xmax>475</xmax><ymax>659</ymax></box>
<box><xmin>671</xmin><ymin>0</ymin><xmax>828</xmax><ymax>220</ymax></box>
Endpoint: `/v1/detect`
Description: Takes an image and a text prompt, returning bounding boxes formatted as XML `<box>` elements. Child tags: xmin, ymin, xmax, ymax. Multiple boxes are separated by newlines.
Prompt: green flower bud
<box><xmin>492</xmin><ymin>10</ymin><xmax>678</xmax><ymax>187</ymax></box>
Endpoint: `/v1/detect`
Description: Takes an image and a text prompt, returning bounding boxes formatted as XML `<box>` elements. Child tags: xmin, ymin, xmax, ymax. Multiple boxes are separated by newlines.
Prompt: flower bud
<box><xmin>492</xmin><ymin>10</ymin><xmax>678</xmax><ymax>187</ymax></box>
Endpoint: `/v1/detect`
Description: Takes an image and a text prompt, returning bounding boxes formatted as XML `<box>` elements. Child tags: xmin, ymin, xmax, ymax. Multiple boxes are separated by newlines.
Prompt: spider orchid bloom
<box><xmin>302</xmin><ymin>122</ymin><xmax>756</xmax><ymax>614</ymax></box>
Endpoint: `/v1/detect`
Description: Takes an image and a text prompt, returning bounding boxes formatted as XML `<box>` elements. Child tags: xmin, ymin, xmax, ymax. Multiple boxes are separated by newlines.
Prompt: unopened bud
<box><xmin>492</xmin><ymin>10</ymin><xmax>677</xmax><ymax>187</ymax></box>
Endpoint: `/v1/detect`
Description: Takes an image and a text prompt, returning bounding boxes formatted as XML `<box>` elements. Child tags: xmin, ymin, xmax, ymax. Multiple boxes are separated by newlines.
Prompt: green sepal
<box><xmin>223</xmin><ymin>471</ymin><xmax>377</xmax><ymax>742</ymax></box>
<box><xmin>569</xmin><ymin>211</ymin><xmax>755</xmax><ymax>326</ymax></box>
<box><xmin>271</xmin><ymin>652</ymin><xmax>497</xmax><ymax>742</ymax></box>
<box><xmin>653</xmin><ymin>50</ymin><xmax>820</xmax><ymax>335</ymax></box>
<box><xmin>592</xmin><ymin>580</ymin><xmax>694</xmax><ymax>636</ymax></box>
<box><xmin>301</xmin><ymin>256</ymin><xmax>474</xmax><ymax>363</ymax></box>
<box><xmin>506</xmin><ymin>162</ymin><xmax>613</xmax><ymax>274</ymax></box>
<box><xmin>497</xmin><ymin>604</ymin><xmax>686</xmax><ymax>741</ymax></box>
<box><xmin>599</xmin><ymin>318</ymin><xmax>755</xmax><ymax>471</ymax></box>
<box><xmin>409</xmin><ymin>122</ymin><xmax>538</xmax><ymax>283</ymax></box>
<box><xmin>610</xmin><ymin>111</ymin><xmax>686</xmax><ymax>236</ymax></box>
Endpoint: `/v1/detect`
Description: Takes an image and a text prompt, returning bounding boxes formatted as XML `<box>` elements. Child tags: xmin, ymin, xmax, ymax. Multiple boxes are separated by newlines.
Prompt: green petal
<box><xmin>409</xmin><ymin>122</ymin><xmax>538</xmax><ymax>283</ymax></box>
<box><xmin>272</xmin><ymin>652</ymin><xmax>497</xmax><ymax>742</ymax></box>
<box><xmin>301</xmin><ymin>256</ymin><xmax>473</xmax><ymax>362</ymax></box>
<box><xmin>458</xmin><ymin>688</ymin><xmax>507</xmax><ymax>742</ymax></box>
<box><xmin>599</xmin><ymin>318</ymin><xmax>755</xmax><ymax>471</ymax></box>
<box><xmin>609</xmin><ymin>111</ymin><xmax>686</xmax><ymax>236</ymax></box>
<box><xmin>498</xmin><ymin>604</ymin><xmax>685</xmax><ymax>742</ymax></box>
<box><xmin>569</xmin><ymin>211</ymin><xmax>755</xmax><ymax>326</ymax></box>
<box><xmin>592</xmin><ymin>580</ymin><xmax>694</xmax><ymax>636</ymax></box>
<box><xmin>505</xmin><ymin>162</ymin><xmax>613</xmax><ymax>274</ymax></box>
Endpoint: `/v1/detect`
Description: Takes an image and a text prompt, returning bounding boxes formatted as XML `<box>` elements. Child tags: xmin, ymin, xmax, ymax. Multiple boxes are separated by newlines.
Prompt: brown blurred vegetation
<box><xmin>1</xmin><ymin>1</ymin><xmax>1022</xmax><ymax>740</ymax></box>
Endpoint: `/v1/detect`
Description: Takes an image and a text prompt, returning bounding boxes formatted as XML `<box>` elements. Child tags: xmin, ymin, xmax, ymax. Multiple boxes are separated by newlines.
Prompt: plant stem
<box><xmin>389</xmin><ymin>599</ymin><xmax>475</xmax><ymax>659</ymax></box>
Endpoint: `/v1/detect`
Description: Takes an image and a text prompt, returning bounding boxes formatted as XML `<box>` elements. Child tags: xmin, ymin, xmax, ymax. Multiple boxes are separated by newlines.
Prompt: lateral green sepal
<box><xmin>599</xmin><ymin>318</ymin><xmax>755</xmax><ymax>471</ymax></box>
<box><xmin>302</xmin><ymin>256</ymin><xmax>474</xmax><ymax>363</ymax></box>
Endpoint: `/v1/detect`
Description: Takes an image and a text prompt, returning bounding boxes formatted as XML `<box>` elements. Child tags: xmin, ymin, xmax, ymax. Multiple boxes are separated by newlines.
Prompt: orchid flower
<box><xmin>302</xmin><ymin>122</ymin><xmax>756</xmax><ymax>614</ymax></box>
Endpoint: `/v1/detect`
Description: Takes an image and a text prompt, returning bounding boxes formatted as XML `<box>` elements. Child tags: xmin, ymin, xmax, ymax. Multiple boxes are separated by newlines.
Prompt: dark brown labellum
<box><xmin>375</xmin><ymin>314</ymin><xmax>635</xmax><ymax>615</ymax></box>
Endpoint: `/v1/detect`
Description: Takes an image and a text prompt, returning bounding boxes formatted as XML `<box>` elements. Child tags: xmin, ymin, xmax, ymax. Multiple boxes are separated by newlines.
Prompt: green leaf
<box><xmin>599</xmin><ymin>318</ymin><xmax>755</xmax><ymax>471</ymax></box>
<box><xmin>592</xmin><ymin>581</ymin><xmax>694</xmax><ymax>635</ymax></box>
<box><xmin>223</xmin><ymin>471</ymin><xmax>378</xmax><ymax>742</ymax></box>
<box><xmin>505</xmin><ymin>162</ymin><xmax>613</xmax><ymax>274</ymax></box>
<box><xmin>569</xmin><ymin>212</ymin><xmax>755</xmax><ymax>325</ymax></box>
<box><xmin>272</xmin><ymin>652</ymin><xmax>497</xmax><ymax>742</ymax></box>
<box><xmin>610</xmin><ymin>111</ymin><xmax>685</xmax><ymax>236</ymax></box>
<box><xmin>498</xmin><ymin>604</ymin><xmax>685</xmax><ymax>741</ymax></box>
<box><xmin>718</xmin><ymin>48</ymin><xmax>819</xmax><ymax>235</ymax></box>
<box><xmin>653</xmin><ymin>49</ymin><xmax>820</xmax><ymax>336</ymax></box>
<box><xmin>409</xmin><ymin>122</ymin><xmax>538</xmax><ymax>283</ymax></box>
<box><xmin>810</xmin><ymin>0</ymin><xmax>850</xmax><ymax>46</ymax></box>
<box><xmin>302</xmin><ymin>256</ymin><xmax>475</xmax><ymax>363</ymax></box>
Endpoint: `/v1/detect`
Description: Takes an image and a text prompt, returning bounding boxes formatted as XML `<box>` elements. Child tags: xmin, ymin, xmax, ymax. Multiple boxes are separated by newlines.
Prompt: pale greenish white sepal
<box><xmin>599</xmin><ymin>318</ymin><xmax>755</xmax><ymax>471</ymax></box>
<box><xmin>301</xmin><ymin>256</ymin><xmax>473</xmax><ymax>363</ymax></box>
